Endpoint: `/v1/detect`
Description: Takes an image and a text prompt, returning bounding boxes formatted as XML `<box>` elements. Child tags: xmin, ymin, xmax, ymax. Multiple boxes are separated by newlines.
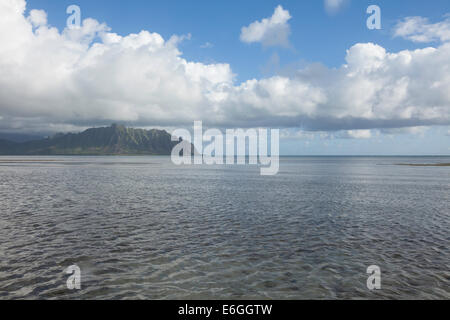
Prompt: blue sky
<box><xmin>1</xmin><ymin>0</ymin><xmax>449</xmax><ymax>154</ymax></box>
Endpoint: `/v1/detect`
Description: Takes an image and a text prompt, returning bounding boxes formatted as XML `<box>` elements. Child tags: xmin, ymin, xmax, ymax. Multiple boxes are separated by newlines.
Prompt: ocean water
<box><xmin>0</xmin><ymin>156</ymin><xmax>448</xmax><ymax>300</ymax></box>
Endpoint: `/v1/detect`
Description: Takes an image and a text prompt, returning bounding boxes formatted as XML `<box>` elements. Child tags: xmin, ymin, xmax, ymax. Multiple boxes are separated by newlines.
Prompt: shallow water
<box><xmin>0</xmin><ymin>156</ymin><xmax>449</xmax><ymax>300</ymax></box>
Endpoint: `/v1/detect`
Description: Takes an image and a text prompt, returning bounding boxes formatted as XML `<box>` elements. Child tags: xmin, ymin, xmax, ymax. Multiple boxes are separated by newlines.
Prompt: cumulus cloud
<box><xmin>28</xmin><ymin>9</ymin><xmax>47</xmax><ymax>27</ymax></box>
<box><xmin>394</xmin><ymin>15</ymin><xmax>450</xmax><ymax>43</ymax></box>
<box><xmin>223</xmin><ymin>42</ymin><xmax>450</xmax><ymax>131</ymax></box>
<box><xmin>0</xmin><ymin>0</ymin><xmax>450</xmax><ymax>135</ymax></box>
<box><xmin>240</xmin><ymin>5</ymin><xmax>291</xmax><ymax>48</ymax></box>
<box><xmin>324</xmin><ymin>0</ymin><xmax>348</xmax><ymax>15</ymax></box>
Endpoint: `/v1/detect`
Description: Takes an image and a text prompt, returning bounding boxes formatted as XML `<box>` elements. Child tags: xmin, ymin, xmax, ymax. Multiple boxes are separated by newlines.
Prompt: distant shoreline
<box><xmin>1</xmin><ymin>154</ymin><xmax>450</xmax><ymax>157</ymax></box>
<box><xmin>396</xmin><ymin>163</ymin><xmax>450</xmax><ymax>167</ymax></box>
<box><xmin>1</xmin><ymin>157</ymin><xmax>450</xmax><ymax>168</ymax></box>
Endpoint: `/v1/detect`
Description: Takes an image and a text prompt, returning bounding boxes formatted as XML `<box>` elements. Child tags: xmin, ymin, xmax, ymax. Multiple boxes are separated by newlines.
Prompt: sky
<box><xmin>0</xmin><ymin>0</ymin><xmax>449</xmax><ymax>155</ymax></box>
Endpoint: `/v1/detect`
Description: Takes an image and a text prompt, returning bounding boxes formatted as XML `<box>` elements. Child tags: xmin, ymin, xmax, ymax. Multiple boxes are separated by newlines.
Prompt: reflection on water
<box><xmin>0</xmin><ymin>156</ymin><xmax>449</xmax><ymax>299</ymax></box>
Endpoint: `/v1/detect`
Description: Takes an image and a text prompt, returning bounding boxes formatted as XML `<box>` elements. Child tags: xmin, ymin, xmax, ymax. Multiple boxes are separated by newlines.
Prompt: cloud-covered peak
<box><xmin>240</xmin><ymin>5</ymin><xmax>292</xmax><ymax>48</ymax></box>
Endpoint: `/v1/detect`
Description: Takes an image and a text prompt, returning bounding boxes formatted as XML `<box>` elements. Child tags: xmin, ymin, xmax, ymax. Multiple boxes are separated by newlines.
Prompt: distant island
<box><xmin>0</xmin><ymin>124</ymin><xmax>187</xmax><ymax>155</ymax></box>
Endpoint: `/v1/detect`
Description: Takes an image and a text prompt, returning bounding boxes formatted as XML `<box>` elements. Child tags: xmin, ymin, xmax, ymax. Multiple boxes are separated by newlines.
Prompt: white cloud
<box><xmin>341</xmin><ymin>130</ymin><xmax>371</xmax><ymax>139</ymax></box>
<box><xmin>0</xmin><ymin>0</ymin><xmax>450</xmax><ymax>135</ymax></box>
<box><xmin>240</xmin><ymin>5</ymin><xmax>291</xmax><ymax>48</ymax></box>
<box><xmin>324</xmin><ymin>0</ymin><xmax>347</xmax><ymax>15</ymax></box>
<box><xmin>394</xmin><ymin>15</ymin><xmax>450</xmax><ymax>43</ymax></box>
<box><xmin>28</xmin><ymin>9</ymin><xmax>47</xmax><ymax>27</ymax></box>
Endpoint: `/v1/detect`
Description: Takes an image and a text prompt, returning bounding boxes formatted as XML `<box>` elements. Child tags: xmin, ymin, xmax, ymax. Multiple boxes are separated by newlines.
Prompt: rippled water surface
<box><xmin>0</xmin><ymin>156</ymin><xmax>449</xmax><ymax>300</ymax></box>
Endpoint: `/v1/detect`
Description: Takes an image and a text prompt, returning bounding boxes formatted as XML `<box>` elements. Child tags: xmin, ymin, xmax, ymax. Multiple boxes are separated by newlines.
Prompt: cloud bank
<box><xmin>0</xmin><ymin>0</ymin><xmax>450</xmax><ymax>135</ymax></box>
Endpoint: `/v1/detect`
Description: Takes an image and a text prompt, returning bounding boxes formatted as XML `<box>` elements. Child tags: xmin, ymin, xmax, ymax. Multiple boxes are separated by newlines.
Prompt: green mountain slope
<box><xmin>0</xmin><ymin>124</ymin><xmax>186</xmax><ymax>155</ymax></box>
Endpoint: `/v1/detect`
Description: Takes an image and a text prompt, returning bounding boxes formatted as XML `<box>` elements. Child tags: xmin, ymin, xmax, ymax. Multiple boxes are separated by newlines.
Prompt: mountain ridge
<box><xmin>0</xmin><ymin>124</ymin><xmax>186</xmax><ymax>155</ymax></box>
